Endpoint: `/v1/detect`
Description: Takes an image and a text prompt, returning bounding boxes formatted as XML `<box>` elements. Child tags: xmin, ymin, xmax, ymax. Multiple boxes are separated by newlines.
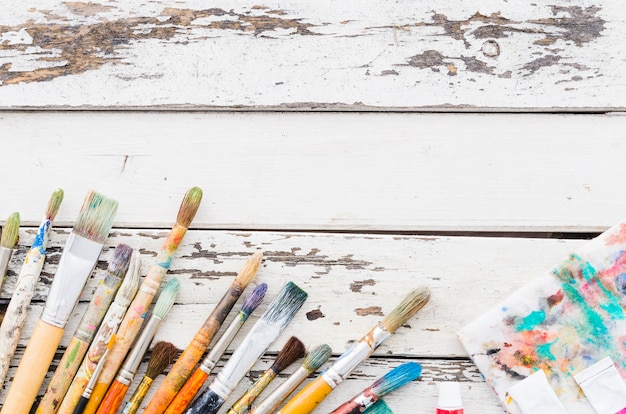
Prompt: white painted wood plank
<box><xmin>0</xmin><ymin>112</ymin><xmax>624</xmax><ymax>232</ymax></box>
<box><xmin>0</xmin><ymin>0</ymin><xmax>622</xmax><ymax>110</ymax></box>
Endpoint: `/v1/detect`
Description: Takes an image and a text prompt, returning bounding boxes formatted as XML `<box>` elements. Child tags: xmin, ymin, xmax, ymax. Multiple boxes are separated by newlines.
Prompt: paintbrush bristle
<box><xmin>146</xmin><ymin>341</ymin><xmax>180</xmax><ymax>379</ymax></box>
<box><xmin>73</xmin><ymin>191</ymin><xmax>118</xmax><ymax>243</ymax></box>
<box><xmin>241</xmin><ymin>283</ymin><xmax>267</xmax><ymax>316</ymax></box>
<box><xmin>176</xmin><ymin>186</ymin><xmax>203</xmax><ymax>228</ymax></box>
<box><xmin>46</xmin><ymin>189</ymin><xmax>64</xmax><ymax>221</ymax></box>
<box><xmin>234</xmin><ymin>251</ymin><xmax>263</xmax><ymax>287</ymax></box>
<box><xmin>261</xmin><ymin>281</ymin><xmax>307</xmax><ymax>328</ymax></box>
<box><xmin>363</xmin><ymin>400</ymin><xmax>393</xmax><ymax>414</ymax></box>
<box><xmin>1</xmin><ymin>212</ymin><xmax>20</xmax><ymax>249</ymax></box>
<box><xmin>271</xmin><ymin>336</ymin><xmax>306</xmax><ymax>374</ymax></box>
<box><xmin>115</xmin><ymin>252</ymin><xmax>141</xmax><ymax>306</ymax></box>
<box><xmin>153</xmin><ymin>278</ymin><xmax>179</xmax><ymax>319</ymax></box>
<box><xmin>381</xmin><ymin>286</ymin><xmax>430</xmax><ymax>333</ymax></box>
<box><xmin>370</xmin><ymin>362</ymin><xmax>422</xmax><ymax>397</ymax></box>
<box><xmin>107</xmin><ymin>244</ymin><xmax>133</xmax><ymax>278</ymax></box>
<box><xmin>302</xmin><ymin>344</ymin><xmax>332</xmax><ymax>372</ymax></box>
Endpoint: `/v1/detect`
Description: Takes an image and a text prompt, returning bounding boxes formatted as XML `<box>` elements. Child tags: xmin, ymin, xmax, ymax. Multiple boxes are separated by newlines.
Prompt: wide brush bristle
<box><xmin>1</xmin><ymin>212</ymin><xmax>20</xmax><ymax>249</ymax></box>
<box><xmin>153</xmin><ymin>278</ymin><xmax>180</xmax><ymax>319</ymax></box>
<box><xmin>302</xmin><ymin>344</ymin><xmax>332</xmax><ymax>372</ymax></box>
<box><xmin>271</xmin><ymin>336</ymin><xmax>306</xmax><ymax>374</ymax></box>
<box><xmin>107</xmin><ymin>244</ymin><xmax>133</xmax><ymax>278</ymax></box>
<box><xmin>370</xmin><ymin>362</ymin><xmax>422</xmax><ymax>397</ymax></box>
<box><xmin>363</xmin><ymin>400</ymin><xmax>393</xmax><ymax>414</ymax></box>
<box><xmin>234</xmin><ymin>251</ymin><xmax>263</xmax><ymax>287</ymax></box>
<box><xmin>241</xmin><ymin>283</ymin><xmax>268</xmax><ymax>316</ymax></box>
<box><xmin>381</xmin><ymin>286</ymin><xmax>431</xmax><ymax>333</ymax></box>
<box><xmin>176</xmin><ymin>186</ymin><xmax>203</xmax><ymax>228</ymax></box>
<box><xmin>146</xmin><ymin>341</ymin><xmax>180</xmax><ymax>379</ymax></box>
<box><xmin>115</xmin><ymin>252</ymin><xmax>141</xmax><ymax>306</ymax></box>
<box><xmin>46</xmin><ymin>189</ymin><xmax>64</xmax><ymax>221</ymax></box>
<box><xmin>73</xmin><ymin>191</ymin><xmax>118</xmax><ymax>244</ymax></box>
<box><xmin>261</xmin><ymin>281</ymin><xmax>307</xmax><ymax>328</ymax></box>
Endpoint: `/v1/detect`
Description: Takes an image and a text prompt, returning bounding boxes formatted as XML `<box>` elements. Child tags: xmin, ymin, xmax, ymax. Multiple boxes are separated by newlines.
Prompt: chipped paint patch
<box><xmin>350</xmin><ymin>279</ymin><xmax>376</xmax><ymax>293</ymax></box>
<box><xmin>355</xmin><ymin>306</ymin><xmax>384</xmax><ymax>316</ymax></box>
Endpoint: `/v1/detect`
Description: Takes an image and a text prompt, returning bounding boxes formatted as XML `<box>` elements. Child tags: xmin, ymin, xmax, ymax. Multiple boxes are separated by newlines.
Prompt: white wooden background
<box><xmin>1</xmin><ymin>0</ymin><xmax>625</xmax><ymax>413</ymax></box>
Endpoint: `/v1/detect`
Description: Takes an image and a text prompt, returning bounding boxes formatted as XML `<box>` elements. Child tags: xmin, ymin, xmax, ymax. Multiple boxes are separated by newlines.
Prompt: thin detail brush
<box><xmin>38</xmin><ymin>243</ymin><xmax>133</xmax><ymax>414</ymax></box>
<box><xmin>58</xmin><ymin>253</ymin><xmax>141</xmax><ymax>414</ymax></box>
<box><xmin>72</xmin><ymin>335</ymin><xmax>117</xmax><ymax>414</ymax></box>
<box><xmin>185</xmin><ymin>281</ymin><xmax>308</xmax><ymax>414</ymax></box>
<box><xmin>0</xmin><ymin>211</ymin><xmax>20</xmax><ymax>293</ymax></box>
<box><xmin>84</xmin><ymin>187</ymin><xmax>201</xmax><ymax>414</ymax></box>
<box><xmin>278</xmin><ymin>287</ymin><xmax>431</xmax><ymax>414</ymax></box>
<box><xmin>0</xmin><ymin>190</ymin><xmax>62</xmax><ymax>386</ymax></box>
<box><xmin>146</xmin><ymin>251</ymin><xmax>263</xmax><ymax>414</ymax></box>
<box><xmin>96</xmin><ymin>278</ymin><xmax>180</xmax><ymax>414</ymax></box>
<box><xmin>227</xmin><ymin>336</ymin><xmax>306</xmax><ymax>414</ymax></box>
<box><xmin>250</xmin><ymin>344</ymin><xmax>332</xmax><ymax>414</ymax></box>
<box><xmin>1</xmin><ymin>190</ymin><xmax>118</xmax><ymax>414</ymax></box>
<box><xmin>330</xmin><ymin>362</ymin><xmax>422</xmax><ymax>414</ymax></box>
<box><xmin>164</xmin><ymin>282</ymin><xmax>267</xmax><ymax>414</ymax></box>
<box><xmin>123</xmin><ymin>341</ymin><xmax>180</xmax><ymax>414</ymax></box>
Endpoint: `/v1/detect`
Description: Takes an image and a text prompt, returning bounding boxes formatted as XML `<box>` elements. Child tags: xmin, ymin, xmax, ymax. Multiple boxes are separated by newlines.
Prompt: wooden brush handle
<box><xmin>1</xmin><ymin>320</ymin><xmax>64</xmax><ymax>414</ymax></box>
<box><xmin>95</xmin><ymin>380</ymin><xmax>129</xmax><ymax>414</ymax></box>
<box><xmin>123</xmin><ymin>376</ymin><xmax>153</xmax><ymax>414</ymax></box>
<box><xmin>278</xmin><ymin>376</ymin><xmax>334</xmax><ymax>414</ymax></box>
<box><xmin>163</xmin><ymin>368</ymin><xmax>209</xmax><ymax>414</ymax></box>
<box><xmin>228</xmin><ymin>370</ymin><xmax>276</xmax><ymax>414</ymax></box>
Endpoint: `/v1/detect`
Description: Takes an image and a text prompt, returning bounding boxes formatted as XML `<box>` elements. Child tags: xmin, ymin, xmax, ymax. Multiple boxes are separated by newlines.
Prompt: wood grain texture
<box><xmin>0</xmin><ymin>112</ymin><xmax>625</xmax><ymax>232</ymax></box>
<box><xmin>0</xmin><ymin>1</ymin><xmax>622</xmax><ymax>110</ymax></box>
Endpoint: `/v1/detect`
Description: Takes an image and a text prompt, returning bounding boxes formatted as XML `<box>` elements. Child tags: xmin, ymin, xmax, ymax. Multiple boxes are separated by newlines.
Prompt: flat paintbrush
<box><xmin>84</xmin><ymin>187</ymin><xmax>201</xmax><ymax>414</ymax></box>
<box><xmin>227</xmin><ymin>336</ymin><xmax>306</xmax><ymax>414</ymax></box>
<box><xmin>146</xmin><ymin>251</ymin><xmax>263</xmax><ymax>414</ymax></box>
<box><xmin>0</xmin><ymin>211</ymin><xmax>20</xmax><ymax>294</ymax></box>
<box><xmin>96</xmin><ymin>277</ymin><xmax>180</xmax><ymax>414</ymax></box>
<box><xmin>72</xmin><ymin>335</ymin><xmax>117</xmax><ymax>414</ymax></box>
<box><xmin>250</xmin><ymin>344</ymin><xmax>332</xmax><ymax>414</ymax></box>
<box><xmin>122</xmin><ymin>341</ymin><xmax>180</xmax><ymax>414</ymax></box>
<box><xmin>38</xmin><ymin>243</ymin><xmax>134</xmax><ymax>414</ymax></box>
<box><xmin>278</xmin><ymin>286</ymin><xmax>431</xmax><ymax>414</ymax></box>
<box><xmin>58</xmin><ymin>253</ymin><xmax>141</xmax><ymax>414</ymax></box>
<box><xmin>0</xmin><ymin>190</ymin><xmax>62</xmax><ymax>387</ymax></box>
<box><xmin>164</xmin><ymin>282</ymin><xmax>267</xmax><ymax>414</ymax></box>
<box><xmin>1</xmin><ymin>190</ymin><xmax>118</xmax><ymax>414</ymax></box>
<box><xmin>185</xmin><ymin>281</ymin><xmax>308</xmax><ymax>414</ymax></box>
<box><xmin>330</xmin><ymin>362</ymin><xmax>423</xmax><ymax>414</ymax></box>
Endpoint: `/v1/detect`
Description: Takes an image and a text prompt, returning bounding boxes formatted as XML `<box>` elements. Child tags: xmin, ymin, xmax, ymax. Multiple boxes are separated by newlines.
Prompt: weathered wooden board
<box><xmin>0</xmin><ymin>111</ymin><xmax>625</xmax><ymax>232</ymax></box>
<box><xmin>0</xmin><ymin>1</ymin><xmax>622</xmax><ymax>110</ymax></box>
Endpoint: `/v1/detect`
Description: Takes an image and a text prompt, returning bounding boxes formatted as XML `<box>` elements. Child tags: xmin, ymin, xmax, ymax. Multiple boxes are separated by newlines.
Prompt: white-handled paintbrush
<box><xmin>0</xmin><ymin>211</ymin><xmax>20</xmax><ymax>294</ymax></box>
<box><xmin>1</xmin><ymin>190</ymin><xmax>118</xmax><ymax>414</ymax></box>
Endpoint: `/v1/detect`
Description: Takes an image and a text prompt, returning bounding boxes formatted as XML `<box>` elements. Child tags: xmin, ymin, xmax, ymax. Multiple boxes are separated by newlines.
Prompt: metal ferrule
<box><xmin>0</xmin><ymin>247</ymin><xmax>12</xmax><ymax>277</ymax></box>
<box><xmin>201</xmin><ymin>312</ymin><xmax>246</xmax><ymax>374</ymax></box>
<box><xmin>210</xmin><ymin>377</ymin><xmax>233</xmax><ymax>400</ymax></box>
<box><xmin>321</xmin><ymin>367</ymin><xmax>344</xmax><ymax>389</ymax></box>
<box><xmin>329</xmin><ymin>324</ymin><xmax>391</xmax><ymax>380</ymax></box>
<box><xmin>84</xmin><ymin>348</ymin><xmax>110</xmax><ymax>396</ymax></box>
<box><xmin>116</xmin><ymin>368</ymin><xmax>134</xmax><ymax>386</ymax></box>
<box><xmin>120</xmin><ymin>316</ymin><xmax>163</xmax><ymax>378</ymax></box>
<box><xmin>42</xmin><ymin>233</ymin><xmax>104</xmax><ymax>327</ymax></box>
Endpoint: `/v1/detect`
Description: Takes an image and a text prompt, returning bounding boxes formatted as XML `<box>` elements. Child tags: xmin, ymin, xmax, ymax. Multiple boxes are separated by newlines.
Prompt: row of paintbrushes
<box><xmin>0</xmin><ymin>187</ymin><xmax>430</xmax><ymax>414</ymax></box>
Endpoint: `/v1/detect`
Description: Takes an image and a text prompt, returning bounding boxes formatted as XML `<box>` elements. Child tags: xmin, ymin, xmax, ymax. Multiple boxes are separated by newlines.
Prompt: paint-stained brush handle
<box><xmin>123</xmin><ymin>376</ymin><xmax>153</xmax><ymax>414</ymax></box>
<box><xmin>96</xmin><ymin>380</ymin><xmax>130</xmax><ymax>414</ymax></box>
<box><xmin>163</xmin><ymin>368</ymin><xmax>209</xmax><ymax>414</ymax></box>
<box><xmin>278</xmin><ymin>376</ymin><xmax>334</xmax><ymax>414</ymax></box>
<box><xmin>185</xmin><ymin>387</ymin><xmax>225</xmax><ymax>414</ymax></box>
<box><xmin>228</xmin><ymin>371</ymin><xmax>276</xmax><ymax>414</ymax></box>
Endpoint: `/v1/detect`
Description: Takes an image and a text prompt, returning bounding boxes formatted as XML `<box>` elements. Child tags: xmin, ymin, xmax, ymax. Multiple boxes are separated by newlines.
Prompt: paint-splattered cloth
<box><xmin>459</xmin><ymin>222</ymin><xmax>626</xmax><ymax>413</ymax></box>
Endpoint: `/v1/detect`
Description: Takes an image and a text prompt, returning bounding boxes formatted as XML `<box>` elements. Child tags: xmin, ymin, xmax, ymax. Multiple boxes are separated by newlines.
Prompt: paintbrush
<box><xmin>0</xmin><ymin>211</ymin><xmax>20</xmax><ymax>294</ymax></box>
<box><xmin>227</xmin><ymin>336</ymin><xmax>306</xmax><ymax>414</ymax></box>
<box><xmin>278</xmin><ymin>287</ymin><xmax>431</xmax><ymax>414</ymax></box>
<box><xmin>145</xmin><ymin>251</ymin><xmax>263</xmax><ymax>414</ymax></box>
<box><xmin>73</xmin><ymin>335</ymin><xmax>117</xmax><ymax>414</ymax></box>
<box><xmin>1</xmin><ymin>190</ymin><xmax>118</xmax><ymax>414</ymax></box>
<box><xmin>38</xmin><ymin>243</ymin><xmax>134</xmax><ymax>414</ymax></box>
<box><xmin>58</xmin><ymin>252</ymin><xmax>141</xmax><ymax>414</ymax></box>
<box><xmin>363</xmin><ymin>400</ymin><xmax>393</xmax><ymax>414</ymax></box>
<box><xmin>0</xmin><ymin>190</ymin><xmax>62</xmax><ymax>386</ymax></box>
<box><xmin>164</xmin><ymin>283</ymin><xmax>267</xmax><ymax>414</ymax></box>
<box><xmin>250</xmin><ymin>343</ymin><xmax>332</xmax><ymax>414</ymax></box>
<box><xmin>96</xmin><ymin>277</ymin><xmax>180</xmax><ymax>414</ymax></box>
<box><xmin>84</xmin><ymin>187</ymin><xmax>201</xmax><ymax>414</ymax></box>
<box><xmin>122</xmin><ymin>341</ymin><xmax>180</xmax><ymax>414</ymax></box>
<box><xmin>329</xmin><ymin>362</ymin><xmax>422</xmax><ymax>414</ymax></box>
<box><xmin>185</xmin><ymin>281</ymin><xmax>308</xmax><ymax>414</ymax></box>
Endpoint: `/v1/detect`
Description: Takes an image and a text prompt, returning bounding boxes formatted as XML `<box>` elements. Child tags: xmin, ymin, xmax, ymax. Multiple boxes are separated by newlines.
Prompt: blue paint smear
<box><xmin>516</xmin><ymin>310</ymin><xmax>546</xmax><ymax>331</ymax></box>
<box><xmin>32</xmin><ymin>219</ymin><xmax>51</xmax><ymax>252</ymax></box>
<box><xmin>537</xmin><ymin>340</ymin><xmax>557</xmax><ymax>361</ymax></box>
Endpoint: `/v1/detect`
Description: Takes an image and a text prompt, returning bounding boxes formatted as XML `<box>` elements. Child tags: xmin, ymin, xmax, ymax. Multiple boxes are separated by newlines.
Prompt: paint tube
<box><xmin>574</xmin><ymin>357</ymin><xmax>626</xmax><ymax>414</ymax></box>
<box><xmin>507</xmin><ymin>370</ymin><xmax>567</xmax><ymax>414</ymax></box>
<box><xmin>436</xmin><ymin>382</ymin><xmax>463</xmax><ymax>414</ymax></box>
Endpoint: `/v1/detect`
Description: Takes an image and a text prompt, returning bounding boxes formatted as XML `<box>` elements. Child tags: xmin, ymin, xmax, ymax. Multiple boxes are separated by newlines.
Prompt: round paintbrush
<box><xmin>0</xmin><ymin>211</ymin><xmax>20</xmax><ymax>295</ymax></box>
<box><xmin>227</xmin><ymin>336</ymin><xmax>306</xmax><ymax>414</ymax></box>
<box><xmin>330</xmin><ymin>362</ymin><xmax>422</xmax><ymax>414</ymax></box>
<box><xmin>122</xmin><ymin>341</ymin><xmax>180</xmax><ymax>414</ymax></box>
<box><xmin>250</xmin><ymin>344</ymin><xmax>332</xmax><ymax>414</ymax></box>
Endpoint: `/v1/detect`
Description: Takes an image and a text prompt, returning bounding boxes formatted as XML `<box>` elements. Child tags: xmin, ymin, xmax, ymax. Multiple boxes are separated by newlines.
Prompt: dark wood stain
<box><xmin>355</xmin><ymin>306</ymin><xmax>384</xmax><ymax>316</ymax></box>
<box><xmin>305</xmin><ymin>308</ymin><xmax>325</xmax><ymax>320</ymax></box>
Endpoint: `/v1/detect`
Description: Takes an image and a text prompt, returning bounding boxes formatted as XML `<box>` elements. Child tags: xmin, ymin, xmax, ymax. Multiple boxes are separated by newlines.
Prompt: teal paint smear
<box><xmin>537</xmin><ymin>340</ymin><xmax>557</xmax><ymax>361</ymax></box>
<box><xmin>569</xmin><ymin>255</ymin><xmax>624</xmax><ymax>320</ymax></box>
<box><xmin>516</xmin><ymin>310</ymin><xmax>546</xmax><ymax>331</ymax></box>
